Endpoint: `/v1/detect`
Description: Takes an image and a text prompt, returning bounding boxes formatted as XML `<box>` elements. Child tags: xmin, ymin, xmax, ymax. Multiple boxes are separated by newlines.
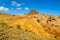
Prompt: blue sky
<box><xmin>0</xmin><ymin>0</ymin><xmax>60</xmax><ymax>16</ymax></box>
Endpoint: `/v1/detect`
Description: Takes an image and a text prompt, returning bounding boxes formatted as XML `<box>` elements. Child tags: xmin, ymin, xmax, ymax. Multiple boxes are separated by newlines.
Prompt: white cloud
<box><xmin>4</xmin><ymin>8</ymin><xmax>9</xmax><ymax>11</ymax></box>
<box><xmin>0</xmin><ymin>7</ymin><xmax>4</xmax><ymax>10</ymax></box>
<box><xmin>16</xmin><ymin>8</ymin><xmax>22</xmax><ymax>10</ymax></box>
<box><xmin>11</xmin><ymin>1</ymin><xmax>24</xmax><ymax>7</ymax></box>
<box><xmin>16</xmin><ymin>4</ymin><xmax>21</xmax><ymax>7</ymax></box>
<box><xmin>25</xmin><ymin>7</ymin><xmax>29</xmax><ymax>10</ymax></box>
<box><xmin>0</xmin><ymin>6</ymin><xmax>9</xmax><ymax>11</ymax></box>
<box><xmin>11</xmin><ymin>1</ymin><xmax>17</xmax><ymax>6</ymax></box>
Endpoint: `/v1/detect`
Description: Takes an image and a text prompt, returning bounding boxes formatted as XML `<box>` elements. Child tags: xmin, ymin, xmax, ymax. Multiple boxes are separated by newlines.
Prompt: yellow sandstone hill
<box><xmin>0</xmin><ymin>9</ymin><xmax>60</xmax><ymax>40</ymax></box>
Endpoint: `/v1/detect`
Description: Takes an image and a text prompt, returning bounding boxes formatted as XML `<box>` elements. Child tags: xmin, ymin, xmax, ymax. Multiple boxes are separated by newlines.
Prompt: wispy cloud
<box><xmin>11</xmin><ymin>1</ymin><xmax>22</xmax><ymax>7</ymax></box>
<box><xmin>11</xmin><ymin>1</ymin><xmax>16</xmax><ymax>6</ymax></box>
<box><xmin>16</xmin><ymin>4</ymin><xmax>21</xmax><ymax>7</ymax></box>
<box><xmin>16</xmin><ymin>8</ymin><xmax>22</xmax><ymax>10</ymax></box>
<box><xmin>0</xmin><ymin>6</ymin><xmax>9</xmax><ymax>11</ymax></box>
<box><xmin>25</xmin><ymin>7</ymin><xmax>29</xmax><ymax>10</ymax></box>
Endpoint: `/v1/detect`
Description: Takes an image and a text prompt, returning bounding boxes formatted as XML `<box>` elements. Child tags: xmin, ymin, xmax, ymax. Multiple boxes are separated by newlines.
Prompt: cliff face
<box><xmin>0</xmin><ymin>10</ymin><xmax>60</xmax><ymax>40</ymax></box>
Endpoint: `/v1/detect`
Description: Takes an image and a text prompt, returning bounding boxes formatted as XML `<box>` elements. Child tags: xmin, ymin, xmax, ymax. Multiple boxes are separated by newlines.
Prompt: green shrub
<box><xmin>17</xmin><ymin>25</ymin><xmax>22</xmax><ymax>30</ymax></box>
<box><xmin>25</xmin><ymin>29</ymin><xmax>28</xmax><ymax>32</ymax></box>
<box><xmin>0</xmin><ymin>22</ymin><xmax>11</xmax><ymax>29</ymax></box>
<box><xmin>37</xmin><ymin>19</ymin><xmax>40</xmax><ymax>22</ymax></box>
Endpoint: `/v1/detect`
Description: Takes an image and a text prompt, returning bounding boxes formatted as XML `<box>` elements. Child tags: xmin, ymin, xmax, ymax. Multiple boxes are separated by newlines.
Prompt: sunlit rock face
<box><xmin>26</xmin><ymin>9</ymin><xmax>60</xmax><ymax>38</ymax></box>
<box><xmin>0</xmin><ymin>9</ymin><xmax>60</xmax><ymax>40</ymax></box>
